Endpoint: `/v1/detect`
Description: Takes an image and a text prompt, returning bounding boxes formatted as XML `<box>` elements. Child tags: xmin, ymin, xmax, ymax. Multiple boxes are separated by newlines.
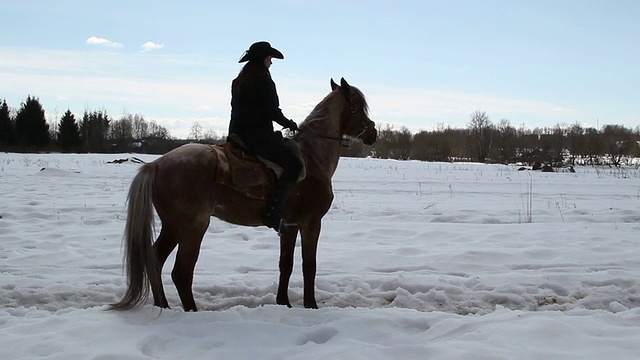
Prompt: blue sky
<box><xmin>1</xmin><ymin>0</ymin><xmax>639</xmax><ymax>138</ymax></box>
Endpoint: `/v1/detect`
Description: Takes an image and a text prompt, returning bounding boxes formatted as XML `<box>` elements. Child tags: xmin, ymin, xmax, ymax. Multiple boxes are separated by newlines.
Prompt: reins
<box><xmin>296</xmin><ymin>129</ymin><xmax>352</xmax><ymax>148</ymax></box>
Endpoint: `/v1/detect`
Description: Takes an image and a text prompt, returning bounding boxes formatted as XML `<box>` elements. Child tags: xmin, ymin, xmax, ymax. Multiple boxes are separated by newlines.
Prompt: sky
<box><xmin>1</xmin><ymin>0</ymin><xmax>639</xmax><ymax>139</ymax></box>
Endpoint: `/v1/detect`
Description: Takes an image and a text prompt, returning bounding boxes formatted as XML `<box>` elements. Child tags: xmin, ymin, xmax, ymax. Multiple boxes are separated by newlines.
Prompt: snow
<box><xmin>1</xmin><ymin>152</ymin><xmax>639</xmax><ymax>359</ymax></box>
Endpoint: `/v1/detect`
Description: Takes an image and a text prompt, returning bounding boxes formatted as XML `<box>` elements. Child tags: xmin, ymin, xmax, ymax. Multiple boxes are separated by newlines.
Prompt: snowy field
<box><xmin>1</xmin><ymin>152</ymin><xmax>639</xmax><ymax>359</ymax></box>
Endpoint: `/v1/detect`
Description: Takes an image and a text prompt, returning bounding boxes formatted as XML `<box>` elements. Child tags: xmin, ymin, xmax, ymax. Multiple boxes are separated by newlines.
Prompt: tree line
<box><xmin>2</xmin><ymin>97</ymin><xmax>638</xmax><ymax>166</ymax></box>
<box><xmin>0</xmin><ymin>96</ymin><xmax>186</xmax><ymax>154</ymax></box>
<box><xmin>346</xmin><ymin>111</ymin><xmax>640</xmax><ymax>167</ymax></box>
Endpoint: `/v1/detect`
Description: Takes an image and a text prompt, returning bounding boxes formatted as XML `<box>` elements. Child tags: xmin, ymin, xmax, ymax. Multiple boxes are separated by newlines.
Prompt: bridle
<box><xmin>297</xmin><ymin>122</ymin><xmax>371</xmax><ymax>148</ymax></box>
<box><xmin>296</xmin><ymin>128</ymin><xmax>351</xmax><ymax>147</ymax></box>
<box><xmin>296</xmin><ymin>99</ymin><xmax>373</xmax><ymax>147</ymax></box>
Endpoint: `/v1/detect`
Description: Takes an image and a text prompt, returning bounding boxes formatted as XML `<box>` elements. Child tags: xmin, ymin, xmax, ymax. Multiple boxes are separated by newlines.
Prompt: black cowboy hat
<box><xmin>238</xmin><ymin>41</ymin><xmax>284</xmax><ymax>63</ymax></box>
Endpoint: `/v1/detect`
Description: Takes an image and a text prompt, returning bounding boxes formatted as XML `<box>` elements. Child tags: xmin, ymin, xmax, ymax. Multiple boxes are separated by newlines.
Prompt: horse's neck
<box><xmin>297</xmin><ymin>105</ymin><xmax>344</xmax><ymax>179</ymax></box>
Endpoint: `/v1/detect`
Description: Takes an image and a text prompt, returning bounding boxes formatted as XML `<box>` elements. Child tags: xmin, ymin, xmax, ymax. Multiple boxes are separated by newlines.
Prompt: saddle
<box><xmin>213</xmin><ymin>134</ymin><xmax>306</xmax><ymax>200</ymax></box>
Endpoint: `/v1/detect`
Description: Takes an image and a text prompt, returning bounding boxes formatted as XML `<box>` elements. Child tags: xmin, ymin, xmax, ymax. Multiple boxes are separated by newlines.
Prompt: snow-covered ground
<box><xmin>1</xmin><ymin>152</ymin><xmax>639</xmax><ymax>359</ymax></box>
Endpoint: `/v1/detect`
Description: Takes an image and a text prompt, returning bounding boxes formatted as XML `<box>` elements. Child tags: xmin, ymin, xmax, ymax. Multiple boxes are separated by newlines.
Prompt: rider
<box><xmin>228</xmin><ymin>41</ymin><xmax>303</xmax><ymax>233</ymax></box>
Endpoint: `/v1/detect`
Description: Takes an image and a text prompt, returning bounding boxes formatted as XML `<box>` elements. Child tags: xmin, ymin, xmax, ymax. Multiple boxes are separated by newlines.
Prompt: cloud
<box><xmin>5</xmin><ymin>47</ymin><xmax>631</xmax><ymax>139</ymax></box>
<box><xmin>140</xmin><ymin>41</ymin><xmax>165</xmax><ymax>52</ymax></box>
<box><xmin>86</xmin><ymin>36</ymin><xmax>123</xmax><ymax>48</ymax></box>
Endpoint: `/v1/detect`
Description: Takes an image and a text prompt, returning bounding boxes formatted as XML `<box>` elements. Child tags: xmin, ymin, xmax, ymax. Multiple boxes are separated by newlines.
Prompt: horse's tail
<box><xmin>109</xmin><ymin>163</ymin><xmax>160</xmax><ymax>311</ymax></box>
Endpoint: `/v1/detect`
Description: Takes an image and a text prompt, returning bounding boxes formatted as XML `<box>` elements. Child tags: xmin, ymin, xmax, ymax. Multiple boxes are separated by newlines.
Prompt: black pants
<box><xmin>241</xmin><ymin>132</ymin><xmax>302</xmax><ymax>183</ymax></box>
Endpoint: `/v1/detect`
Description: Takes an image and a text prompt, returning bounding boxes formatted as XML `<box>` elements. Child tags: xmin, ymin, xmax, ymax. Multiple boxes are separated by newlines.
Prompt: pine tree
<box><xmin>14</xmin><ymin>96</ymin><xmax>50</xmax><ymax>148</ymax></box>
<box><xmin>0</xmin><ymin>99</ymin><xmax>14</xmax><ymax>147</ymax></box>
<box><xmin>57</xmin><ymin>109</ymin><xmax>81</xmax><ymax>151</ymax></box>
<box><xmin>80</xmin><ymin>110</ymin><xmax>110</xmax><ymax>152</ymax></box>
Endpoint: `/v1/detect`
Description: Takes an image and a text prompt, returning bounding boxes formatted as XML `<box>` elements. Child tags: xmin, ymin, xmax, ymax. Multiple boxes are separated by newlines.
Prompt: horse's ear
<box><xmin>340</xmin><ymin>77</ymin><xmax>351</xmax><ymax>101</ymax></box>
<box><xmin>331</xmin><ymin>78</ymin><xmax>339</xmax><ymax>91</ymax></box>
<box><xmin>340</xmin><ymin>78</ymin><xmax>351</xmax><ymax>92</ymax></box>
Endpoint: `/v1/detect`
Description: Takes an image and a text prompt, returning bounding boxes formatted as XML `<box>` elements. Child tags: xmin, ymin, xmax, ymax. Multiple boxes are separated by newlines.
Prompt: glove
<box><xmin>287</xmin><ymin>120</ymin><xmax>298</xmax><ymax>131</ymax></box>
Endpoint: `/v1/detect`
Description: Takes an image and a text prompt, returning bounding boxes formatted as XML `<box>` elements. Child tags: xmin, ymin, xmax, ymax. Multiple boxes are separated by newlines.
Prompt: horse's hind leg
<box><xmin>171</xmin><ymin>218</ymin><xmax>210</xmax><ymax>312</ymax></box>
<box><xmin>150</xmin><ymin>226</ymin><xmax>178</xmax><ymax>308</ymax></box>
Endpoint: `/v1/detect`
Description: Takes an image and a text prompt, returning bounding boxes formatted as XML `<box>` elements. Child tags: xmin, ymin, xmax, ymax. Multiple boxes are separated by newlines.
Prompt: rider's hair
<box><xmin>232</xmin><ymin>59</ymin><xmax>269</xmax><ymax>94</ymax></box>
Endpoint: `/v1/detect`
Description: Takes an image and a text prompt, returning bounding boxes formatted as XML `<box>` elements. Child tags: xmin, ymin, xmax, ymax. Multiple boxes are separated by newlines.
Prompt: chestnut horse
<box><xmin>110</xmin><ymin>78</ymin><xmax>377</xmax><ymax>311</ymax></box>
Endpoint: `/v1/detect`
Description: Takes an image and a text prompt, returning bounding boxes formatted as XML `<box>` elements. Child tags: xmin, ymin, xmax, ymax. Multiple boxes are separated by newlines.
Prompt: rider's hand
<box><xmin>287</xmin><ymin>120</ymin><xmax>298</xmax><ymax>131</ymax></box>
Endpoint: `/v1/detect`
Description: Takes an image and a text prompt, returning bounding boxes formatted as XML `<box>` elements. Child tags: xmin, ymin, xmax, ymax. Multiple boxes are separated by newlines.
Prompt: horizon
<box><xmin>2</xmin><ymin>1</ymin><xmax>639</xmax><ymax>138</ymax></box>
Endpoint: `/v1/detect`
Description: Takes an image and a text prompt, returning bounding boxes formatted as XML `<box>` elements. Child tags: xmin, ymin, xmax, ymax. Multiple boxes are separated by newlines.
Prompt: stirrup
<box><xmin>262</xmin><ymin>210</ymin><xmax>281</xmax><ymax>232</ymax></box>
<box><xmin>276</xmin><ymin>219</ymin><xmax>284</xmax><ymax>236</ymax></box>
<box><xmin>264</xmin><ymin>218</ymin><xmax>283</xmax><ymax>235</ymax></box>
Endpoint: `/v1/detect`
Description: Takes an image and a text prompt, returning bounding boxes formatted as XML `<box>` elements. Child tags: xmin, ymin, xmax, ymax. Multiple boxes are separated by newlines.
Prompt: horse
<box><xmin>109</xmin><ymin>78</ymin><xmax>377</xmax><ymax>312</ymax></box>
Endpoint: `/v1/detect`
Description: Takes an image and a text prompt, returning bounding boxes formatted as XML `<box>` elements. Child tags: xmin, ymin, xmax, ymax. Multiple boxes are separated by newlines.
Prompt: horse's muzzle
<box><xmin>361</xmin><ymin>127</ymin><xmax>377</xmax><ymax>145</ymax></box>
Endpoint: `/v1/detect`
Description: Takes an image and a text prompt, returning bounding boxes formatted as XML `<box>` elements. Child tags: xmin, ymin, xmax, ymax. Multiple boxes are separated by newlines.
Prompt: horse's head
<box><xmin>331</xmin><ymin>78</ymin><xmax>377</xmax><ymax>145</ymax></box>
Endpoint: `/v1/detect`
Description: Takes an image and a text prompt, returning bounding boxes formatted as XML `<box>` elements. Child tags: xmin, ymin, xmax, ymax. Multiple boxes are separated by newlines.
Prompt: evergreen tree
<box><xmin>57</xmin><ymin>109</ymin><xmax>81</xmax><ymax>151</ymax></box>
<box><xmin>0</xmin><ymin>99</ymin><xmax>14</xmax><ymax>147</ymax></box>
<box><xmin>80</xmin><ymin>110</ymin><xmax>110</xmax><ymax>152</ymax></box>
<box><xmin>14</xmin><ymin>96</ymin><xmax>50</xmax><ymax>148</ymax></box>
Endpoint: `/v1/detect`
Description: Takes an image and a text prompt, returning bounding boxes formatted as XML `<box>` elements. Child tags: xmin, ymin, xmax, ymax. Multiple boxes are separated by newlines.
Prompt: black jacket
<box><xmin>229</xmin><ymin>70</ymin><xmax>290</xmax><ymax>138</ymax></box>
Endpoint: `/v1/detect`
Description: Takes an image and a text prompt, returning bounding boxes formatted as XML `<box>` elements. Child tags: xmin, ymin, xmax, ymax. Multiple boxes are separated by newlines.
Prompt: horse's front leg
<box><xmin>300</xmin><ymin>220</ymin><xmax>321</xmax><ymax>309</ymax></box>
<box><xmin>276</xmin><ymin>225</ymin><xmax>298</xmax><ymax>307</ymax></box>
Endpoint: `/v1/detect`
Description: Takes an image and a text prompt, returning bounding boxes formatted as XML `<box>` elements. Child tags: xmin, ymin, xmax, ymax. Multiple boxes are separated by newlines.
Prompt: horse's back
<box><xmin>152</xmin><ymin>143</ymin><xmax>221</xmax><ymax>218</ymax></box>
<box><xmin>155</xmin><ymin>143</ymin><xmax>218</xmax><ymax>166</ymax></box>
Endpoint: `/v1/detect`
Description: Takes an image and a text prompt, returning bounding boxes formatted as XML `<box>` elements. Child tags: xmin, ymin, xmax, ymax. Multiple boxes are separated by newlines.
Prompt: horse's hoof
<box><xmin>277</xmin><ymin>298</ymin><xmax>292</xmax><ymax>308</ymax></box>
<box><xmin>154</xmin><ymin>301</ymin><xmax>170</xmax><ymax>309</ymax></box>
<box><xmin>304</xmin><ymin>302</ymin><xmax>319</xmax><ymax>309</ymax></box>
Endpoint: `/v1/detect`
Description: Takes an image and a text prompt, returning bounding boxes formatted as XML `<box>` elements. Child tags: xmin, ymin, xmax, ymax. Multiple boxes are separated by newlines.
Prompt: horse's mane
<box><xmin>294</xmin><ymin>85</ymin><xmax>369</xmax><ymax>176</ymax></box>
<box><xmin>351</xmin><ymin>86</ymin><xmax>370</xmax><ymax>115</ymax></box>
<box><xmin>301</xmin><ymin>86</ymin><xmax>369</xmax><ymax>129</ymax></box>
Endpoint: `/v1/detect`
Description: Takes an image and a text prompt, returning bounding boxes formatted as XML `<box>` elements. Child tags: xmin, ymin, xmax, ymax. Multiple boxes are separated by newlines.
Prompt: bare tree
<box><xmin>202</xmin><ymin>129</ymin><xmax>219</xmax><ymax>142</ymax></box>
<box><xmin>189</xmin><ymin>122</ymin><xmax>203</xmax><ymax>141</ymax></box>
<box><xmin>566</xmin><ymin>122</ymin><xmax>584</xmax><ymax>165</ymax></box>
<box><xmin>372</xmin><ymin>124</ymin><xmax>396</xmax><ymax>158</ymax></box>
<box><xmin>132</xmin><ymin>114</ymin><xmax>148</xmax><ymax>139</ymax></box>
<box><xmin>111</xmin><ymin>114</ymin><xmax>134</xmax><ymax>143</ymax></box>
<box><xmin>396</xmin><ymin>126</ymin><xmax>412</xmax><ymax>160</ymax></box>
<box><xmin>412</xmin><ymin>129</ymin><xmax>451</xmax><ymax>162</ymax></box>
<box><xmin>468</xmin><ymin>110</ymin><xmax>493</xmax><ymax>163</ymax></box>
<box><xmin>534</xmin><ymin>124</ymin><xmax>568</xmax><ymax>167</ymax></box>
<box><xmin>496</xmin><ymin>119</ymin><xmax>516</xmax><ymax>163</ymax></box>
<box><xmin>147</xmin><ymin>120</ymin><xmax>170</xmax><ymax>139</ymax></box>
<box><xmin>602</xmin><ymin>124</ymin><xmax>633</xmax><ymax>167</ymax></box>
<box><xmin>583</xmin><ymin>127</ymin><xmax>602</xmax><ymax>165</ymax></box>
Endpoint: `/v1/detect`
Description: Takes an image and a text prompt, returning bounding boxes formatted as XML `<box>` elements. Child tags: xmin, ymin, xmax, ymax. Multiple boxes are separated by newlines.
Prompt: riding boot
<box><xmin>263</xmin><ymin>179</ymin><xmax>296</xmax><ymax>233</ymax></box>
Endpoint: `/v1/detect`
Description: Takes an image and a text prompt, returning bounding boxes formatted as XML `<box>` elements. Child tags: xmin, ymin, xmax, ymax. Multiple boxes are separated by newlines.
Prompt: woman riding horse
<box><xmin>229</xmin><ymin>41</ymin><xmax>302</xmax><ymax>233</ymax></box>
<box><xmin>109</xmin><ymin>75</ymin><xmax>377</xmax><ymax>312</ymax></box>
